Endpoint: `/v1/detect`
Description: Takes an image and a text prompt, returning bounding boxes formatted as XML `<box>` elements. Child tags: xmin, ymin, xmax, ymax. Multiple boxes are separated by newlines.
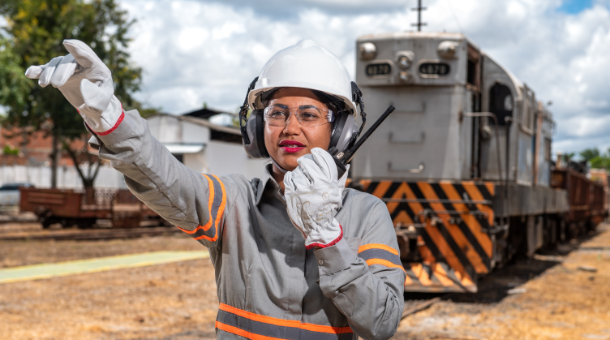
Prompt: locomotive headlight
<box><xmin>395</xmin><ymin>51</ymin><xmax>414</xmax><ymax>69</ymax></box>
<box><xmin>359</xmin><ymin>42</ymin><xmax>377</xmax><ymax>61</ymax></box>
<box><xmin>398</xmin><ymin>56</ymin><xmax>411</xmax><ymax>68</ymax></box>
<box><xmin>399</xmin><ymin>71</ymin><xmax>412</xmax><ymax>82</ymax></box>
<box><xmin>437</xmin><ymin>41</ymin><xmax>459</xmax><ymax>59</ymax></box>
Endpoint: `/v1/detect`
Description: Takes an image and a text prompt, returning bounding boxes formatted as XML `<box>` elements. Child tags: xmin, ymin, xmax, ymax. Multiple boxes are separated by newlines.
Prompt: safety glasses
<box><xmin>263</xmin><ymin>104</ymin><xmax>335</xmax><ymax>127</ymax></box>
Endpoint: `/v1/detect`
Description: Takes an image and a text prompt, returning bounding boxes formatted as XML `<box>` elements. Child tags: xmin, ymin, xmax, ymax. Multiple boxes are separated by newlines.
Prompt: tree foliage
<box><xmin>568</xmin><ymin>147</ymin><xmax>610</xmax><ymax>171</ymax></box>
<box><xmin>580</xmin><ymin>148</ymin><xmax>600</xmax><ymax>163</ymax></box>
<box><xmin>0</xmin><ymin>0</ymin><xmax>157</xmax><ymax>188</ymax></box>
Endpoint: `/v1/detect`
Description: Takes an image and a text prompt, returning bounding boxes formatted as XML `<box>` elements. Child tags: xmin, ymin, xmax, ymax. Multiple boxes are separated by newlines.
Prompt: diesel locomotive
<box><xmin>351</xmin><ymin>32</ymin><xmax>606</xmax><ymax>293</ymax></box>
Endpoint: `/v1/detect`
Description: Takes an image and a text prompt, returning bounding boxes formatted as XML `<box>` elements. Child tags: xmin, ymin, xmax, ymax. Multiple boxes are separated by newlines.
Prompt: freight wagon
<box><xmin>351</xmin><ymin>32</ymin><xmax>606</xmax><ymax>293</ymax></box>
<box><xmin>19</xmin><ymin>188</ymin><xmax>169</xmax><ymax>229</ymax></box>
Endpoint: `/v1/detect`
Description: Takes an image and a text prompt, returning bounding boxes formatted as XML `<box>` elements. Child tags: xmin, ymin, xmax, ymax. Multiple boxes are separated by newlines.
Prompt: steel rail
<box><xmin>381</xmin><ymin>198</ymin><xmax>492</xmax><ymax>205</ymax></box>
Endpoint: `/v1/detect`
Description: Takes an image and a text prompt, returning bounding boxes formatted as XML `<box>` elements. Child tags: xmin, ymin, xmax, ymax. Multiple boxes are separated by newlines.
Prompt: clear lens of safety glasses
<box><xmin>263</xmin><ymin>105</ymin><xmax>335</xmax><ymax>127</ymax></box>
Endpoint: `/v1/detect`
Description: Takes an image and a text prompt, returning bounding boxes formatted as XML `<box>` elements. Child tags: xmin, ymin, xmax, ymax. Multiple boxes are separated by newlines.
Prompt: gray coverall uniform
<box><xmin>89</xmin><ymin>109</ymin><xmax>406</xmax><ymax>340</ymax></box>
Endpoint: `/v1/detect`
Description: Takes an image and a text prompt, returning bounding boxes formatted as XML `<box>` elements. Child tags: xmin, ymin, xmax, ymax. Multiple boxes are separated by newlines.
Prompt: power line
<box><xmin>446</xmin><ymin>0</ymin><xmax>464</xmax><ymax>34</ymax></box>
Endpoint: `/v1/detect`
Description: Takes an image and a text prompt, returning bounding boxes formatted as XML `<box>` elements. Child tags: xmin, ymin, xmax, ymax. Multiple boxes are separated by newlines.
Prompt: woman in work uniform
<box><xmin>25</xmin><ymin>39</ymin><xmax>406</xmax><ymax>340</ymax></box>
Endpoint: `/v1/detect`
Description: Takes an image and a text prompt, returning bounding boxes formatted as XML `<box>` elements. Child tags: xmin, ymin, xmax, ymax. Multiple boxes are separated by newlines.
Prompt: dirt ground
<box><xmin>0</xmin><ymin>223</ymin><xmax>609</xmax><ymax>339</ymax></box>
<box><xmin>396</xmin><ymin>224</ymin><xmax>610</xmax><ymax>340</ymax></box>
<box><xmin>0</xmin><ymin>233</ymin><xmax>218</xmax><ymax>340</ymax></box>
<box><xmin>0</xmin><ymin>229</ymin><xmax>199</xmax><ymax>268</ymax></box>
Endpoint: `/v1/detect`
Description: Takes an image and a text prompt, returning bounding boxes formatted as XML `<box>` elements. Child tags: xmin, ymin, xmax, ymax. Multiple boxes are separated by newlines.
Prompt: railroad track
<box><xmin>402</xmin><ymin>296</ymin><xmax>444</xmax><ymax>319</ymax></box>
<box><xmin>0</xmin><ymin>226</ymin><xmax>181</xmax><ymax>241</ymax></box>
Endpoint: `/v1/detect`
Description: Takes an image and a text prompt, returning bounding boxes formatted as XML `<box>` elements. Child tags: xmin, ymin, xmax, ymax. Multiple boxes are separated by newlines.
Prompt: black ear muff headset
<box><xmin>238</xmin><ymin>77</ymin><xmax>368</xmax><ymax>160</ymax></box>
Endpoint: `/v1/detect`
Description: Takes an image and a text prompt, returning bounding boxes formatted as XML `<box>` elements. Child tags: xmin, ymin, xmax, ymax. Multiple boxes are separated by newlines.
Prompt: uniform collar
<box><xmin>256</xmin><ymin>162</ymin><xmax>285</xmax><ymax>205</ymax></box>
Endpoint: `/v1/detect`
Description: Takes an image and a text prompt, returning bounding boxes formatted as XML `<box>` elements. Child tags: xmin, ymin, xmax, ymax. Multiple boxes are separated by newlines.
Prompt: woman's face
<box><xmin>264</xmin><ymin>87</ymin><xmax>332</xmax><ymax>171</ymax></box>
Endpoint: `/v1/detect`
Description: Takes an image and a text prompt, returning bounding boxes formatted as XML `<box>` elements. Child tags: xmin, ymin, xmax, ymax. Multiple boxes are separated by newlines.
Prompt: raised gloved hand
<box><xmin>24</xmin><ymin>39</ymin><xmax>123</xmax><ymax>134</ymax></box>
<box><xmin>284</xmin><ymin>148</ymin><xmax>349</xmax><ymax>249</ymax></box>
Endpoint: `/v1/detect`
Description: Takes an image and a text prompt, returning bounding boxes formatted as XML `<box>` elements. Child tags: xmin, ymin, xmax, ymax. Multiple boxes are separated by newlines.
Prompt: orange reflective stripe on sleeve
<box><xmin>358</xmin><ymin>243</ymin><xmax>399</xmax><ymax>255</ymax></box>
<box><xmin>202</xmin><ymin>174</ymin><xmax>216</xmax><ymax>232</ymax></box>
<box><xmin>358</xmin><ymin>243</ymin><xmax>404</xmax><ymax>274</ymax></box>
<box><xmin>176</xmin><ymin>174</ymin><xmax>225</xmax><ymax>243</ymax></box>
<box><xmin>175</xmin><ymin>175</ymin><xmax>215</xmax><ymax>235</ymax></box>
<box><xmin>210</xmin><ymin>174</ymin><xmax>227</xmax><ymax>232</ymax></box>
<box><xmin>365</xmin><ymin>259</ymin><xmax>406</xmax><ymax>272</ymax></box>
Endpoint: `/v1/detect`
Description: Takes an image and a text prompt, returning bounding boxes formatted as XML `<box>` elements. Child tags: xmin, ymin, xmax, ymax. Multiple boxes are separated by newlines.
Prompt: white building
<box><xmin>146</xmin><ymin>113</ymin><xmax>268</xmax><ymax>180</ymax></box>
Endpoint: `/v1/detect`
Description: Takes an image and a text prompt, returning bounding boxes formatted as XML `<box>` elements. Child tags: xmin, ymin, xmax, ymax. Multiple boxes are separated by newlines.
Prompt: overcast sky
<box><xmin>119</xmin><ymin>0</ymin><xmax>606</xmax><ymax>154</ymax></box>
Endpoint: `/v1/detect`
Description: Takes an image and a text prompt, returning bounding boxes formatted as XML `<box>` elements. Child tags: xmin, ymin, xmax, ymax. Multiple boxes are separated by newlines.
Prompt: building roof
<box><xmin>146</xmin><ymin>113</ymin><xmax>243</xmax><ymax>145</ymax></box>
<box><xmin>147</xmin><ymin>113</ymin><xmax>241</xmax><ymax>135</ymax></box>
<box><xmin>181</xmin><ymin>107</ymin><xmax>229</xmax><ymax>120</ymax></box>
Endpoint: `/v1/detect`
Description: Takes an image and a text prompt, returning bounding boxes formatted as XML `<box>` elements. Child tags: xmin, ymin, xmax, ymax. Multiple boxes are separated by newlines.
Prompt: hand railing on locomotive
<box><xmin>416</xmin><ymin>208</ymin><xmax>507</xmax><ymax>237</ymax></box>
<box><xmin>382</xmin><ymin>199</ymin><xmax>491</xmax><ymax>223</ymax></box>
<box><xmin>461</xmin><ymin>112</ymin><xmax>509</xmax><ymax>230</ymax></box>
<box><xmin>400</xmin><ymin>203</ymin><xmax>508</xmax><ymax>238</ymax></box>
<box><xmin>415</xmin><ymin>208</ymin><xmax>489</xmax><ymax>223</ymax></box>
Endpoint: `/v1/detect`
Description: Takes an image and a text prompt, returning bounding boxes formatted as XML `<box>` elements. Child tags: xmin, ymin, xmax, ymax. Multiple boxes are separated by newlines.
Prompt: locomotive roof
<box><xmin>357</xmin><ymin>31</ymin><xmax>480</xmax><ymax>51</ymax></box>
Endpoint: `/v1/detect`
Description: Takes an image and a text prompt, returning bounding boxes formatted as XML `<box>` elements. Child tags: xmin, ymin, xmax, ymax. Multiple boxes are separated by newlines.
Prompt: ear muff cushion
<box><xmin>255</xmin><ymin>109</ymin><xmax>269</xmax><ymax>158</ymax></box>
<box><xmin>330</xmin><ymin>112</ymin><xmax>348</xmax><ymax>151</ymax></box>
<box><xmin>243</xmin><ymin>109</ymin><xmax>269</xmax><ymax>159</ymax></box>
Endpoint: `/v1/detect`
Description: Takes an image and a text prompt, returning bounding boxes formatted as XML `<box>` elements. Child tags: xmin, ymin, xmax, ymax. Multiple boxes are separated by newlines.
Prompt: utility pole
<box><xmin>411</xmin><ymin>0</ymin><xmax>427</xmax><ymax>32</ymax></box>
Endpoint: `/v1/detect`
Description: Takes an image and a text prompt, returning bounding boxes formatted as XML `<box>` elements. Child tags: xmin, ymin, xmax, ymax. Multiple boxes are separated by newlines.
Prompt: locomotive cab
<box><xmin>353</xmin><ymin>32</ymin><xmax>552</xmax><ymax>185</ymax></box>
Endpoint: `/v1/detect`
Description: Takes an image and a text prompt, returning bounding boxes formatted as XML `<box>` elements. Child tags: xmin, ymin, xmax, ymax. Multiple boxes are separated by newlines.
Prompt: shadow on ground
<box><xmin>135</xmin><ymin>330</ymin><xmax>216</xmax><ymax>340</ymax></box>
<box><xmin>400</xmin><ymin>229</ymin><xmax>603</xmax><ymax>308</ymax></box>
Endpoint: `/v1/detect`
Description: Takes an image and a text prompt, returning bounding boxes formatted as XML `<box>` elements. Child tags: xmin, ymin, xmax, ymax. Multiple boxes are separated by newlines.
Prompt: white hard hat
<box><xmin>247</xmin><ymin>39</ymin><xmax>359</xmax><ymax>118</ymax></box>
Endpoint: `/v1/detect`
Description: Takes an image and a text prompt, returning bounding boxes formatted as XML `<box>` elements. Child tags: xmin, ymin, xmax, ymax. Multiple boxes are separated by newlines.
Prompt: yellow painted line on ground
<box><xmin>0</xmin><ymin>251</ymin><xmax>209</xmax><ymax>284</ymax></box>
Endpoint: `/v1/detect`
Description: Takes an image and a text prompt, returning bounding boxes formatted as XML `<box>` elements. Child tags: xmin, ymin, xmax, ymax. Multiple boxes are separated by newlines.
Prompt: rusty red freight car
<box><xmin>19</xmin><ymin>188</ymin><xmax>169</xmax><ymax>229</ymax></box>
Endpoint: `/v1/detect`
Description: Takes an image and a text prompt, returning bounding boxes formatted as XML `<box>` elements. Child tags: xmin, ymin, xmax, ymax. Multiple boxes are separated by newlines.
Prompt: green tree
<box><xmin>0</xmin><ymin>0</ymin><xmax>158</xmax><ymax>189</ymax></box>
<box><xmin>589</xmin><ymin>155</ymin><xmax>608</xmax><ymax>170</ymax></box>
<box><xmin>0</xmin><ymin>37</ymin><xmax>31</xmax><ymax>117</ymax></box>
<box><xmin>580</xmin><ymin>148</ymin><xmax>600</xmax><ymax>162</ymax></box>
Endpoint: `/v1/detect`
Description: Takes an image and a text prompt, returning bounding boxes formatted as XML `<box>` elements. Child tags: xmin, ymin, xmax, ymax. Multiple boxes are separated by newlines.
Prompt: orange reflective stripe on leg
<box><xmin>217</xmin><ymin>303</ymin><xmax>354</xmax><ymax>339</ymax></box>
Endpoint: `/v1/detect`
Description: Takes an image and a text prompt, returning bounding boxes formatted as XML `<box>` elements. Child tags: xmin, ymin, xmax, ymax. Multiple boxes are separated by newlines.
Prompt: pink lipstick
<box><xmin>279</xmin><ymin>140</ymin><xmax>305</xmax><ymax>153</ymax></box>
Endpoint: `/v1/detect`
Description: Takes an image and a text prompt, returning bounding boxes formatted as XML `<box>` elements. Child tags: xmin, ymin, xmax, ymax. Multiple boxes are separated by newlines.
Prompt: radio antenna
<box><xmin>411</xmin><ymin>0</ymin><xmax>427</xmax><ymax>32</ymax></box>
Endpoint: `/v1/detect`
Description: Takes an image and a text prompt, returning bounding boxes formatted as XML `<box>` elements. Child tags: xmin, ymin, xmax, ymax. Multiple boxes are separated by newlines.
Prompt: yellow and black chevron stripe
<box><xmin>353</xmin><ymin>180</ymin><xmax>495</xmax><ymax>293</ymax></box>
<box><xmin>404</xmin><ymin>262</ymin><xmax>476</xmax><ymax>292</ymax></box>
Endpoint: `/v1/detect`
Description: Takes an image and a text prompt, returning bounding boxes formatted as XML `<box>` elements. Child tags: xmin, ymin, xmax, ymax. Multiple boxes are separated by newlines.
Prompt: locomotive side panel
<box><xmin>352</xmin><ymin>86</ymin><xmax>471</xmax><ymax>181</ymax></box>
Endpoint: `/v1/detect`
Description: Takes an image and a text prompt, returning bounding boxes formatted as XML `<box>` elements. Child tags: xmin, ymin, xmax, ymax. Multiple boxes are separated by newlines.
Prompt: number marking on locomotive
<box><xmin>418</xmin><ymin>62</ymin><xmax>450</xmax><ymax>76</ymax></box>
<box><xmin>366</xmin><ymin>62</ymin><xmax>392</xmax><ymax>77</ymax></box>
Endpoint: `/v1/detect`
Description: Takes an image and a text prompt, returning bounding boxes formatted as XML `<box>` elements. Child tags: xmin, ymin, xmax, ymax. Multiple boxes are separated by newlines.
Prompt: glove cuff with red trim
<box><xmin>81</xmin><ymin>95</ymin><xmax>124</xmax><ymax>135</ymax></box>
<box><xmin>304</xmin><ymin>221</ymin><xmax>343</xmax><ymax>250</ymax></box>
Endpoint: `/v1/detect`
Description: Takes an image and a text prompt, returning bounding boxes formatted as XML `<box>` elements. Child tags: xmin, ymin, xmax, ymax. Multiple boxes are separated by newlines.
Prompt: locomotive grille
<box><xmin>353</xmin><ymin>180</ymin><xmax>495</xmax><ymax>293</ymax></box>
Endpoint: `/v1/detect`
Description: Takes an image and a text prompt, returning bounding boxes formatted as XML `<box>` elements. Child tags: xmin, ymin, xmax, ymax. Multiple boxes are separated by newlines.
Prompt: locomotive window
<box><xmin>467</xmin><ymin>59</ymin><xmax>477</xmax><ymax>86</ymax></box>
<box><xmin>467</xmin><ymin>45</ymin><xmax>480</xmax><ymax>88</ymax></box>
<box><xmin>504</xmin><ymin>95</ymin><xmax>513</xmax><ymax>110</ymax></box>
<box><xmin>489</xmin><ymin>83</ymin><xmax>513</xmax><ymax>125</ymax></box>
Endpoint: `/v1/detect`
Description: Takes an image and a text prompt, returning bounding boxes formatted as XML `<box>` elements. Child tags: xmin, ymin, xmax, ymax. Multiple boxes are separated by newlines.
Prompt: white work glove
<box><xmin>284</xmin><ymin>148</ymin><xmax>349</xmax><ymax>249</ymax></box>
<box><xmin>24</xmin><ymin>39</ymin><xmax>123</xmax><ymax>134</ymax></box>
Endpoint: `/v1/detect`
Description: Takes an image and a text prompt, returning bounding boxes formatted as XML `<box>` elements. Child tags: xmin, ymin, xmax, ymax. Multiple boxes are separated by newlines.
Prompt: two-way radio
<box><xmin>329</xmin><ymin>105</ymin><xmax>395</xmax><ymax>178</ymax></box>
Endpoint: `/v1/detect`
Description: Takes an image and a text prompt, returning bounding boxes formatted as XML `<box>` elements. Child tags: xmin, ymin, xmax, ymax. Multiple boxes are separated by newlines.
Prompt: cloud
<box><xmin>180</xmin><ymin>0</ymin><xmax>412</xmax><ymax>18</ymax></box>
<box><xmin>119</xmin><ymin>0</ymin><xmax>610</xmax><ymax>154</ymax></box>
